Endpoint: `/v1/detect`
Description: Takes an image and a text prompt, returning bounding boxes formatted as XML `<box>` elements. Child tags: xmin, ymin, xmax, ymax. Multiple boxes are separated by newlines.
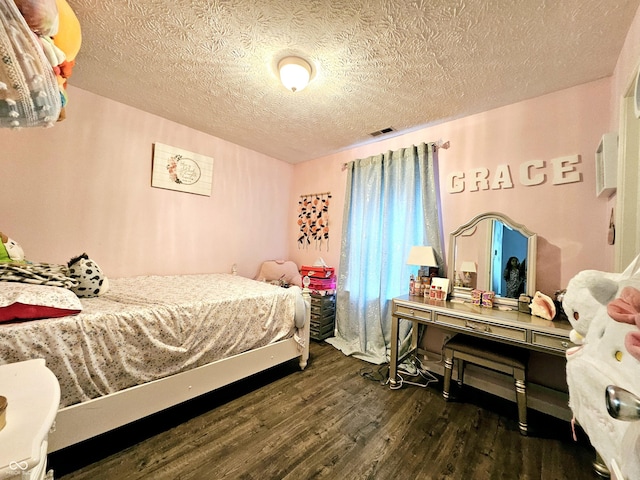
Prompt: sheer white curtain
<box><xmin>327</xmin><ymin>142</ymin><xmax>443</xmax><ymax>364</ymax></box>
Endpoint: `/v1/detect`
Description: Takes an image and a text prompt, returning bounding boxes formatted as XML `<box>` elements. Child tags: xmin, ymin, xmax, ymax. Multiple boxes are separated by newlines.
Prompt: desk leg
<box><xmin>411</xmin><ymin>318</ymin><xmax>419</xmax><ymax>351</ymax></box>
<box><xmin>389</xmin><ymin>314</ymin><xmax>400</xmax><ymax>387</ymax></box>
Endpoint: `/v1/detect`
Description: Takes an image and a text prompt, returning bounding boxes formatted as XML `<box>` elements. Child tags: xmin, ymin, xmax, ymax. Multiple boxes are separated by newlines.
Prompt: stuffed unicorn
<box><xmin>564</xmin><ymin>256</ymin><xmax>640</xmax><ymax>479</ymax></box>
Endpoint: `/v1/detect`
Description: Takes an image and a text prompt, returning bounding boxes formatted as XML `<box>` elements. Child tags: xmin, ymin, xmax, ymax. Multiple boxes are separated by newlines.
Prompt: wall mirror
<box><xmin>448</xmin><ymin>212</ymin><xmax>537</xmax><ymax>307</ymax></box>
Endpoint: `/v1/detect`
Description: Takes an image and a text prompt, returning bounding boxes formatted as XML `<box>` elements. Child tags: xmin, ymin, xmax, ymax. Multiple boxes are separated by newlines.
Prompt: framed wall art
<box><xmin>151</xmin><ymin>143</ymin><xmax>214</xmax><ymax>196</ymax></box>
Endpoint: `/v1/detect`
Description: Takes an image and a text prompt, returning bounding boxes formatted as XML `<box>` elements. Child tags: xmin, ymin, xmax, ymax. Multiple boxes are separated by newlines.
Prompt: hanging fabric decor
<box><xmin>297</xmin><ymin>192</ymin><xmax>331</xmax><ymax>250</ymax></box>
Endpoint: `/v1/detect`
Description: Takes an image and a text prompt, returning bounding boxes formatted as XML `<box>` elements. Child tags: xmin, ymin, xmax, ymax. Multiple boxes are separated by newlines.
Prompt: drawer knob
<box><xmin>561</xmin><ymin>341</ymin><xmax>569</xmax><ymax>348</ymax></box>
<box><xmin>409</xmin><ymin>309</ymin><xmax>415</xmax><ymax>316</ymax></box>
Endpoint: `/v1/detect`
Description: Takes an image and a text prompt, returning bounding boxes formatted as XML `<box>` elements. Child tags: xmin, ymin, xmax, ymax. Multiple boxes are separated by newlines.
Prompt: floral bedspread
<box><xmin>0</xmin><ymin>274</ymin><xmax>300</xmax><ymax>407</ymax></box>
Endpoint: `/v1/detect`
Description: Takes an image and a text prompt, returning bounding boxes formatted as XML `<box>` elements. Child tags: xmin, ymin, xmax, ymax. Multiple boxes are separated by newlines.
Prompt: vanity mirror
<box><xmin>448</xmin><ymin>212</ymin><xmax>537</xmax><ymax>307</ymax></box>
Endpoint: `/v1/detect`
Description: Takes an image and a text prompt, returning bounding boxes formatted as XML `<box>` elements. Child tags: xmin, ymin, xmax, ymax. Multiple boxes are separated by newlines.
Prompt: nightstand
<box><xmin>309</xmin><ymin>293</ymin><xmax>336</xmax><ymax>340</ymax></box>
<box><xmin>0</xmin><ymin>359</ymin><xmax>60</xmax><ymax>480</ymax></box>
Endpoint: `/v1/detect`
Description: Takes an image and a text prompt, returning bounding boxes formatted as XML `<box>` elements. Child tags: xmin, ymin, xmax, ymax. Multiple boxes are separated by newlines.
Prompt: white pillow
<box><xmin>0</xmin><ymin>282</ymin><xmax>82</xmax><ymax>323</ymax></box>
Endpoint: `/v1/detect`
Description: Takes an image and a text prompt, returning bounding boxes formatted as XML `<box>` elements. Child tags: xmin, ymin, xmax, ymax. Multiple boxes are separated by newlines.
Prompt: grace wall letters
<box><xmin>446</xmin><ymin>155</ymin><xmax>582</xmax><ymax>194</ymax></box>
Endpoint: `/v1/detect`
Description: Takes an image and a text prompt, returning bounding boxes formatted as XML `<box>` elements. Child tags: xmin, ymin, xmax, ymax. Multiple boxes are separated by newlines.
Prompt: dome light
<box><xmin>278</xmin><ymin>56</ymin><xmax>312</xmax><ymax>93</ymax></box>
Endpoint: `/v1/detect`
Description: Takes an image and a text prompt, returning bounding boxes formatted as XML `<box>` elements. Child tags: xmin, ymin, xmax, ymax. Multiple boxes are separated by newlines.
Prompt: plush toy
<box><xmin>52</xmin><ymin>0</ymin><xmax>81</xmax><ymax>62</ymax></box>
<box><xmin>564</xmin><ymin>257</ymin><xmax>640</xmax><ymax>479</ymax></box>
<box><xmin>255</xmin><ymin>260</ymin><xmax>302</xmax><ymax>287</ymax></box>
<box><xmin>562</xmin><ymin>269</ymin><xmax>620</xmax><ymax>344</ymax></box>
<box><xmin>529</xmin><ymin>291</ymin><xmax>556</xmax><ymax>320</ymax></box>
<box><xmin>14</xmin><ymin>0</ymin><xmax>59</xmax><ymax>37</ymax></box>
<box><xmin>0</xmin><ymin>232</ymin><xmax>25</xmax><ymax>263</ymax></box>
<box><xmin>51</xmin><ymin>0</ymin><xmax>81</xmax><ymax>118</ymax></box>
<box><xmin>67</xmin><ymin>253</ymin><xmax>109</xmax><ymax>297</ymax></box>
<box><xmin>608</xmin><ymin>286</ymin><xmax>640</xmax><ymax>362</ymax></box>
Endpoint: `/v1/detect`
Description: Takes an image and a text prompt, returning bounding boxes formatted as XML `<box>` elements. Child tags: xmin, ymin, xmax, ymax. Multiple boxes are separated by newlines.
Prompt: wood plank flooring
<box><xmin>50</xmin><ymin>341</ymin><xmax>597</xmax><ymax>479</ymax></box>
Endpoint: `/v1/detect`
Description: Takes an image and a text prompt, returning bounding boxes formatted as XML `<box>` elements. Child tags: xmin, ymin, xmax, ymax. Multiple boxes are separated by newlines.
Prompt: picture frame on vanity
<box><xmin>431</xmin><ymin>277</ymin><xmax>450</xmax><ymax>300</ymax></box>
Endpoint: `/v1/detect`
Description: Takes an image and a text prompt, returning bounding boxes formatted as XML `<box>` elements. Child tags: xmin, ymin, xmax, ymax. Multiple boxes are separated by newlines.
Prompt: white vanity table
<box><xmin>0</xmin><ymin>359</ymin><xmax>60</xmax><ymax>480</ymax></box>
<box><xmin>390</xmin><ymin>298</ymin><xmax>574</xmax><ymax>420</ymax></box>
<box><xmin>390</xmin><ymin>212</ymin><xmax>576</xmax><ymax>420</ymax></box>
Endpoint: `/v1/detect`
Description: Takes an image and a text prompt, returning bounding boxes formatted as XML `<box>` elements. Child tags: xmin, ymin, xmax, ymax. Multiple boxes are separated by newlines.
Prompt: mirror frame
<box><xmin>448</xmin><ymin>212</ymin><xmax>537</xmax><ymax>307</ymax></box>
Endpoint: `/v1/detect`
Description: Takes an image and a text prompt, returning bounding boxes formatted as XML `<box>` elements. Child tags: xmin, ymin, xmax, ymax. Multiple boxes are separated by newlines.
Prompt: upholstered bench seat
<box><xmin>443</xmin><ymin>333</ymin><xmax>530</xmax><ymax>435</ymax></box>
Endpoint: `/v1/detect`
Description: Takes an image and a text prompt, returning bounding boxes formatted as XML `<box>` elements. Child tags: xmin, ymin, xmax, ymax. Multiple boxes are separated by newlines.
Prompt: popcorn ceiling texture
<box><xmin>69</xmin><ymin>0</ymin><xmax>639</xmax><ymax>163</ymax></box>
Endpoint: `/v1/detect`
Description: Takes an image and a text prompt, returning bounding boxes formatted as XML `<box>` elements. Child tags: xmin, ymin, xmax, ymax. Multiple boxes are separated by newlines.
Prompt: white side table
<box><xmin>0</xmin><ymin>359</ymin><xmax>60</xmax><ymax>480</ymax></box>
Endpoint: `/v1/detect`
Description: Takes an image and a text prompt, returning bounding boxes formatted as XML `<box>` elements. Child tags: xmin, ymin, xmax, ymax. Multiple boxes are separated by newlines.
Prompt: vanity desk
<box><xmin>392</xmin><ymin>211</ymin><xmax>578</xmax><ymax>419</ymax></box>
<box><xmin>389</xmin><ymin>295</ymin><xmax>575</xmax><ymax>418</ymax></box>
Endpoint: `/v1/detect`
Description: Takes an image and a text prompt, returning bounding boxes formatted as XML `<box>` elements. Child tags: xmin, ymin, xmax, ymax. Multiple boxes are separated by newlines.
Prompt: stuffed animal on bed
<box><xmin>564</xmin><ymin>259</ymin><xmax>640</xmax><ymax>479</ymax></box>
<box><xmin>0</xmin><ymin>232</ymin><xmax>25</xmax><ymax>264</ymax></box>
<box><xmin>67</xmin><ymin>253</ymin><xmax>109</xmax><ymax>297</ymax></box>
<box><xmin>255</xmin><ymin>260</ymin><xmax>303</xmax><ymax>287</ymax></box>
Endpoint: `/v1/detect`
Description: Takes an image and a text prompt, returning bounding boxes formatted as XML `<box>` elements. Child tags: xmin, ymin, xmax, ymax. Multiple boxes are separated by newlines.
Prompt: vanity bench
<box><xmin>443</xmin><ymin>333</ymin><xmax>530</xmax><ymax>435</ymax></box>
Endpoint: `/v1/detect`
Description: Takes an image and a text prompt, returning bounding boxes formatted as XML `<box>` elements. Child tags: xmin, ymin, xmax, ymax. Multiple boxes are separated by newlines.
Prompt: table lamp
<box><xmin>460</xmin><ymin>261</ymin><xmax>476</xmax><ymax>288</ymax></box>
<box><xmin>407</xmin><ymin>246</ymin><xmax>437</xmax><ymax>278</ymax></box>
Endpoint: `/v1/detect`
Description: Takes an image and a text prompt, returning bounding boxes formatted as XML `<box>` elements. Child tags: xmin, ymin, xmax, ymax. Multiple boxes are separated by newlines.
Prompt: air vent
<box><xmin>369</xmin><ymin>127</ymin><xmax>395</xmax><ymax>137</ymax></box>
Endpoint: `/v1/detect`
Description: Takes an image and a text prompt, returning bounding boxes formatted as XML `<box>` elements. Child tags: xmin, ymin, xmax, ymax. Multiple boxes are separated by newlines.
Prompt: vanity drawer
<box><xmin>394</xmin><ymin>304</ymin><xmax>432</xmax><ymax>322</ymax></box>
<box><xmin>435</xmin><ymin>313</ymin><xmax>527</xmax><ymax>343</ymax></box>
<box><xmin>531</xmin><ymin>331</ymin><xmax>572</xmax><ymax>353</ymax></box>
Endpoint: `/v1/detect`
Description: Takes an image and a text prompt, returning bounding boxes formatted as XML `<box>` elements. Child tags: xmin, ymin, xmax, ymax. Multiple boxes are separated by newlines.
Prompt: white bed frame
<box><xmin>47</xmin><ymin>290</ymin><xmax>311</xmax><ymax>453</ymax></box>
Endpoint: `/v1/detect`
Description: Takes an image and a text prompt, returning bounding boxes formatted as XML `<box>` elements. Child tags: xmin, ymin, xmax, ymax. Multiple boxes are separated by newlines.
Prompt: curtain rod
<box><xmin>341</xmin><ymin>139</ymin><xmax>450</xmax><ymax>170</ymax></box>
<box><xmin>300</xmin><ymin>191</ymin><xmax>331</xmax><ymax>198</ymax></box>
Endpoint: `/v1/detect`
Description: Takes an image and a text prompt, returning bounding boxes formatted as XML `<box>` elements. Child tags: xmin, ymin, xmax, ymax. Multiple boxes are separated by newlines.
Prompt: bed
<box><xmin>0</xmin><ymin>273</ymin><xmax>310</xmax><ymax>453</ymax></box>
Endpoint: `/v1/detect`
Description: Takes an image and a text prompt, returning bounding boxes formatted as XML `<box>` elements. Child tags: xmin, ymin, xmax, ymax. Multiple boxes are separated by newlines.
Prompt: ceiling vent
<box><xmin>369</xmin><ymin>127</ymin><xmax>395</xmax><ymax>137</ymax></box>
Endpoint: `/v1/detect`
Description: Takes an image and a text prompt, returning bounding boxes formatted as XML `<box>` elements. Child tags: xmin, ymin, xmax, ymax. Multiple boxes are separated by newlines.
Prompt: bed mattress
<box><xmin>0</xmin><ymin>274</ymin><xmax>301</xmax><ymax>407</ymax></box>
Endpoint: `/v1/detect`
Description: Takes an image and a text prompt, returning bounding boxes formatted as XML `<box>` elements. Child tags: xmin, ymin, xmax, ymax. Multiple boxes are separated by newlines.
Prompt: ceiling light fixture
<box><xmin>278</xmin><ymin>56</ymin><xmax>312</xmax><ymax>93</ymax></box>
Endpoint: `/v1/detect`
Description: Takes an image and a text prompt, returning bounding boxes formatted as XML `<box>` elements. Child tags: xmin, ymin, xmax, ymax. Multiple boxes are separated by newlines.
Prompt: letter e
<box><xmin>551</xmin><ymin>155</ymin><xmax>582</xmax><ymax>185</ymax></box>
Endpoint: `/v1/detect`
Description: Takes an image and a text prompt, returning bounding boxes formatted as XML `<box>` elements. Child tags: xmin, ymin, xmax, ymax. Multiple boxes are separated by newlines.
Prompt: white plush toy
<box><xmin>564</xmin><ymin>257</ymin><xmax>640</xmax><ymax>479</ymax></box>
<box><xmin>67</xmin><ymin>253</ymin><xmax>110</xmax><ymax>297</ymax></box>
<box><xmin>0</xmin><ymin>231</ymin><xmax>25</xmax><ymax>263</ymax></box>
<box><xmin>562</xmin><ymin>270</ymin><xmax>620</xmax><ymax>344</ymax></box>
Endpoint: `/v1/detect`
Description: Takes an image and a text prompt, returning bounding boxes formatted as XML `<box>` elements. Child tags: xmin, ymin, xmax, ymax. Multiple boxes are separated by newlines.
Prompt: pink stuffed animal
<box><xmin>608</xmin><ymin>286</ymin><xmax>640</xmax><ymax>362</ymax></box>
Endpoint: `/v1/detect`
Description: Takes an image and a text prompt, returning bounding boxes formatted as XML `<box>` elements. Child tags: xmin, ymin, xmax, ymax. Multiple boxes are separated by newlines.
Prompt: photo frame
<box><xmin>431</xmin><ymin>277</ymin><xmax>450</xmax><ymax>301</ymax></box>
<box><xmin>151</xmin><ymin>143</ymin><xmax>214</xmax><ymax>196</ymax></box>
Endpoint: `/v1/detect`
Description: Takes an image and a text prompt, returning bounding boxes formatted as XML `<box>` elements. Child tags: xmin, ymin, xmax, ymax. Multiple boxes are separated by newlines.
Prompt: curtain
<box><xmin>326</xmin><ymin>142</ymin><xmax>443</xmax><ymax>364</ymax></box>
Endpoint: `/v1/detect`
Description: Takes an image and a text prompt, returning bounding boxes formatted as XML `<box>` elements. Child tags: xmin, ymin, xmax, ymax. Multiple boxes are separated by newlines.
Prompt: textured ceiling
<box><xmin>69</xmin><ymin>0</ymin><xmax>640</xmax><ymax>164</ymax></box>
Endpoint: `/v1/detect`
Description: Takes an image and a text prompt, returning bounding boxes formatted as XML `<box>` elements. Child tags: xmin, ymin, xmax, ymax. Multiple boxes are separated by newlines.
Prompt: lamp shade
<box><xmin>278</xmin><ymin>56</ymin><xmax>311</xmax><ymax>92</ymax></box>
<box><xmin>460</xmin><ymin>261</ymin><xmax>477</xmax><ymax>273</ymax></box>
<box><xmin>406</xmin><ymin>246</ymin><xmax>437</xmax><ymax>267</ymax></box>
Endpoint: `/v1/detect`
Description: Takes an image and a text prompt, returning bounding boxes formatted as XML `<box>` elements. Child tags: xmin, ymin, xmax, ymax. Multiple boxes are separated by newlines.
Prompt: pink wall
<box><xmin>290</xmin><ymin>79</ymin><xmax>613</xmax><ymax>295</ymax></box>
<box><xmin>4</xmin><ymin>2</ymin><xmax>640</xmax><ymax>291</ymax></box>
<box><xmin>0</xmin><ymin>87</ymin><xmax>293</xmax><ymax>279</ymax></box>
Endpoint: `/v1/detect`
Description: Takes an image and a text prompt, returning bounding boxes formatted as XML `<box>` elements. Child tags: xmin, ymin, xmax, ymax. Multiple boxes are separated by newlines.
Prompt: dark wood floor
<box><xmin>50</xmin><ymin>341</ymin><xmax>597</xmax><ymax>480</ymax></box>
